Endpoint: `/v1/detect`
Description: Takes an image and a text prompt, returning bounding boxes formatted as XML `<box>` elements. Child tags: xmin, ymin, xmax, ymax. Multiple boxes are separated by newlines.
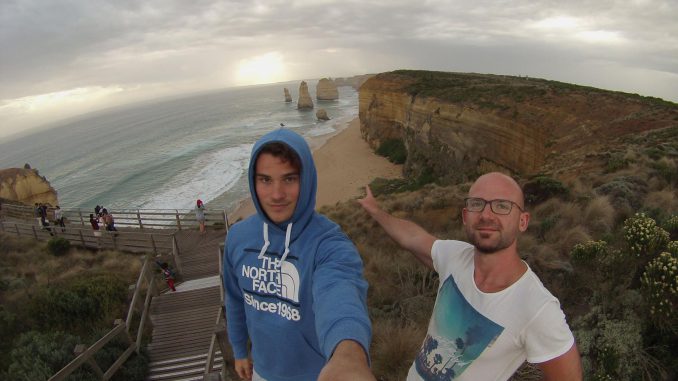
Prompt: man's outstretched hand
<box><xmin>357</xmin><ymin>185</ymin><xmax>380</xmax><ymax>216</ymax></box>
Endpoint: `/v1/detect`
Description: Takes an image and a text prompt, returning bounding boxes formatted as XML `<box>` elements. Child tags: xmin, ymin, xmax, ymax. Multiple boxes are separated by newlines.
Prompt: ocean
<box><xmin>0</xmin><ymin>81</ymin><xmax>359</xmax><ymax>213</ymax></box>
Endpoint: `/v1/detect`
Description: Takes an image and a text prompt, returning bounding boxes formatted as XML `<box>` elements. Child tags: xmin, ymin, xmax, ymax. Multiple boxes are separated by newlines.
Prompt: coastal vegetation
<box><xmin>0</xmin><ymin>235</ymin><xmax>149</xmax><ymax>380</ymax></box>
<box><xmin>322</xmin><ymin>112</ymin><xmax>677</xmax><ymax>379</ymax></box>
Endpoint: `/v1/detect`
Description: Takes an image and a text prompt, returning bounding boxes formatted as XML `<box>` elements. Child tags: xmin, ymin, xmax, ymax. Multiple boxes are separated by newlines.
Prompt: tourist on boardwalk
<box><xmin>223</xmin><ymin>129</ymin><xmax>374</xmax><ymax>381</ymax></box>
<box><xmin>34</xmin><ymin>203</ymin><xmax>42</xmax><ymax>226</ymax></box>
<box><xmin>102</xmin><ymin>208</ymin><xmax>117</xmax><ymax>232</ymax></box>
<box><xmin>195</xmin><ymin>199</ymin><xmax>206</xmax><ymax>234</ymax></box>
<box><xmin>358</xmin><ymin>172</ymin><xmax>582</xmax><ymax>380</ymax></box>
<box><xmin>156</xmin><ymin>261</ymin><xmax>177</xmax><ymax>292</ymax></box>
<box><xmin>90</xmin><ymin>213</ymin><xmax>101</xmax><ymax>237</ymax></box>
<box><xmin>54</xmin><ymin>205</ymin><xmax>65</xmax><ymax>232</ymax></box>
<box><xmin>38</xmin><ymin>203</ymin><xmax>53</xmax><ymax>236</ymax></box>
<box><xmin>95</xmin><ymin>204</ymin><xmax>102</xmax><ymax>216</ymax></box>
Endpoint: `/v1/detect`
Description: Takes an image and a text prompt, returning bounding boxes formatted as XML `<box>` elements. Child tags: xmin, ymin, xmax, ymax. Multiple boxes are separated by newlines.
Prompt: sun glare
<box><xmin>235</xmin><ymin>52</ymin><xmax>286</xmax><ymax>86</ymax></box>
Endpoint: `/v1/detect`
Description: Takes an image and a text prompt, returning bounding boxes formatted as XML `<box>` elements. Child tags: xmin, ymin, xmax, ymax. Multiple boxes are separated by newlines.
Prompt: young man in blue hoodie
<box><xmin>223</xmin><ymin>129</ymin><xmax>374</xmax><ymax>381</ymax></box>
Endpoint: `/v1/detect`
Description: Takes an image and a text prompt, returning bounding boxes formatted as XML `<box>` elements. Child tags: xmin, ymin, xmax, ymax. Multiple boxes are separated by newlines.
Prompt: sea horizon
<box><xmin>0</xmin><ymin>80</ymin><xmax>359</xmax><ymax>214</ymax></box>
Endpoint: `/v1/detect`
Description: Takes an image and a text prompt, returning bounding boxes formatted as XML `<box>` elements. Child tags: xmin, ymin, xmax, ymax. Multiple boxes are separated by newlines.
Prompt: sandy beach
<box><xmin>229</xmin><ymin>117</ymin><xmax>402</xmax><ymax>222</ymax></box>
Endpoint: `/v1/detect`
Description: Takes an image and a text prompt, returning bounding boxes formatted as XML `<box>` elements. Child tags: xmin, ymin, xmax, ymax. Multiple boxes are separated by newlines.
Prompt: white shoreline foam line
<box><xmin>139</xmin><ymin>143</ymin><xmax>253</xmax><ymax>210</ymax></box>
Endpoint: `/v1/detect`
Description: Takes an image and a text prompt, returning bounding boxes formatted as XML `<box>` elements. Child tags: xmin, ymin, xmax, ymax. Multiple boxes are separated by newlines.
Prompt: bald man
<box><xmin>359</xmin><ymin>172</ymin><xmax>582</xmax><ymax>381</ymax></box>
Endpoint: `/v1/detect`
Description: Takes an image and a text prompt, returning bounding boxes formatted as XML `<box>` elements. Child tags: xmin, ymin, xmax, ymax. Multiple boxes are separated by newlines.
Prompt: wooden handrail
<box><xmin>48</xmin><ymin>256</ymin><xmax>157</xmax><ymax>381</ymax></box>
<box><xmin>204</xmin><ymin>243</ymin><xmax>229</xmax><ymax>378</ymax></box>
<box><xmin>0</xmin><ymin>202</ymin><xmax>231</xmax><ymax>231</ymax></box>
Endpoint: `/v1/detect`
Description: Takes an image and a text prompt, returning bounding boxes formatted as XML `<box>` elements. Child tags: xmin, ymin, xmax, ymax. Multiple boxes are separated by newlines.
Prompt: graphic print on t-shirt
<box><xmin>415</xmin><ymin>275</ymin><xmax>503</xmax><ymax>380</ymax></box>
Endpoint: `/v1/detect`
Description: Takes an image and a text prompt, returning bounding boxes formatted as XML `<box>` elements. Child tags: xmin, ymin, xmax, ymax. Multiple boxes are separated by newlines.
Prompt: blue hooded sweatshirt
<box><xmin>223</xmin><ymin>128</ymin><xmax>371</xmax><ymax>381</ymax></box>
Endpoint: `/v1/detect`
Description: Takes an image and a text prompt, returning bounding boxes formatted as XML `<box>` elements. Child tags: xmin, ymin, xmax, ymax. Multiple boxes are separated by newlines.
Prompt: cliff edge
<box><xmin>0</xmin><ymin>168</ymin><xmax>59</xmax><ymax>206</ymax></box>
<box><xmin>359</xmin><ymin>70</ymin><xmax>678</xmax><ymax>183</ymax></box>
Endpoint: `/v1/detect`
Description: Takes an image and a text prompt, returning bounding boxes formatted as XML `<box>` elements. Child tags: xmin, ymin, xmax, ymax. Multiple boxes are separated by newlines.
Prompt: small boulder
<box><xmin>316</xmin><ymin>108</ymin><xmax>330</xmax><ymax>121</ymax></box>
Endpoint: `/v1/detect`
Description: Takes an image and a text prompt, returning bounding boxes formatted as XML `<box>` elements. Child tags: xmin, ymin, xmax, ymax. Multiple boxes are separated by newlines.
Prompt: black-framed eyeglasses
<box><xmin>464</xmin><ymin>197</ymin><xmax>524</xmax><ymax>215</ymax></box>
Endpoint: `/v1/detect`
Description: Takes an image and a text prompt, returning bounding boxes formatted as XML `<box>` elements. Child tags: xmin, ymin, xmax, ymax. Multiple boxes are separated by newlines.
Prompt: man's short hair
<box><xmin>258</xmin><ymin>142</ymin><xmax>302</xmax><ymax>172</ymax></box>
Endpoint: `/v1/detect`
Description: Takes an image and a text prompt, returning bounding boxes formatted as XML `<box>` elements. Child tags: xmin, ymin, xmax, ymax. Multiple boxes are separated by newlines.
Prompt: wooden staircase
<box><xmin>146</xmin><ymin>229</ymin><xmax>230</xmax><ymax>381</ymax></box>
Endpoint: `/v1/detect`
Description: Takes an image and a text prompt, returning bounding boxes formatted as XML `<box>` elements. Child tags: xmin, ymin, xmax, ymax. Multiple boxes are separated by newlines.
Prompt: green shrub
<box><xmin>641</xmin><ymin>251</ymin><xmax>678</xmax><ymax>332</ymax></box>
<box><xmin>667</xmin><ymin>241</ymin><xmax>678</xmax><ymax>256</ymax></box>
<box><xmin>623</xmin><ymin>213</ymin><xmax>660</xmax><ymax>257</ymax></box>
<box><xmin>571</xmin><ymin>240</ymin><xmax>609</xmax><ymax>264</ymax></box>
<box><xmin>28</xmin><ymin>274</ymin><xmax>128</xmax><ymax>332</ymax></box>
<box><xmin>661</xmin><ymin>215</ymin><xmax>678</xmax><ymax>239</ymax></box>
<box><xmin>605</xmin><ymin>153</ymin><xmax>630</xmax><ymax>173</ymax></box>
<box><xmin>47</xmin><ymin>237</ymin><xmax>71</xmax><ymax>256</ymax></box>
<box><xmin>523</xmin><ymin>175</ymin><xmax>569</xmax><ymax>204</ymax></box>
<box><xmin>2</xmin><ymin>330</ymin><xmax>94</xmax><ymax>381</ymax></box>
<box><xmin>594</xmin><ymin>177</ymin><xmax>646</xmax><ymax>210</ymax></box>
<box><xmin>376</xmin><ymin>138</ymin><xmax>407</xmax><ymax>164</ymax></box>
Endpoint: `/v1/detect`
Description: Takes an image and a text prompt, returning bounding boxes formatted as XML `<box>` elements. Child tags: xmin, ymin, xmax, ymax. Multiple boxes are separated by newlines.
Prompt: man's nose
<box><xmin>479</xmin><ymin>203</ymin><xmax>495</xmax><ymax>219</ymax></box>
<box><xmin>271</xmin><ymin>181</ymin><xmax>285</xmax><ymax>199</ymax></box>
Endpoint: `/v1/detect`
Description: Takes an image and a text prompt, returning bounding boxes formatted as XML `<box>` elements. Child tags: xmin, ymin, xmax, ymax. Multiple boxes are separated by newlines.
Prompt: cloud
<box><xmin>1</xmin><ymin>0</ymin><xmax>677</xmax><ymax>138</ymax></box>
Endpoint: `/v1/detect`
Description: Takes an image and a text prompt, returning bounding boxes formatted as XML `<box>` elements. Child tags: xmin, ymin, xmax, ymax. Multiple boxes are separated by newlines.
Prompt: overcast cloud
<box><xmin>1</xmin><ymin>0</ymin><xmax>677</xmax><ymax>139</ymax></box>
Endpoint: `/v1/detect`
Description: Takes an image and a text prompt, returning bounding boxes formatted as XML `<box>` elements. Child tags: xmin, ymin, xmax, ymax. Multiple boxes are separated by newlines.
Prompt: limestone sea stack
<box><xmin>316</xmin><ymin>108</ymin><xmax>330</xmax><ymax>121</ymax></box>
<box><xmin>284</xmin><ymin>87</ymin><xmax>292</xmax><ymax>102</ymax></box>
<box><xmin>297</xmin><ymin>81</ymin><xmax>314</xmax><ymax>110</ymax></box>
<box><xmin>316</xmin><ymin>78</ymin><xmax>339</xmax><ymax>100</ymax></box>
<box><xmin>0</xmin><ymin>167</ymin><xmax>58</xmax><ymax>206</ymax></box>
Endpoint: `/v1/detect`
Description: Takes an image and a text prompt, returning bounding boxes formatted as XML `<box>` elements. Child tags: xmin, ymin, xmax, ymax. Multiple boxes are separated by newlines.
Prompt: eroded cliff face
<box><xmin>359</xmin><ymin>71</ymin><xmax>678</xmax><ymax>182</ymax></box>
<box><xmin>0</xmin><ymin>168</ymin><xmax>59</xmax><ymax>206</ymax></box>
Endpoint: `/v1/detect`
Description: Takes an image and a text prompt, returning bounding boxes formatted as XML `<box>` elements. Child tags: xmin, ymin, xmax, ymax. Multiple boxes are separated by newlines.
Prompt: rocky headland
<box><xmin>359</xmin><ymin>70</ymin><xmax>678</xmax><ymax>184</ymax></box>
<box><xmin>0</xmin><ymin>167</ymin><xmax>58</xmax><ymax>206</ymax></box>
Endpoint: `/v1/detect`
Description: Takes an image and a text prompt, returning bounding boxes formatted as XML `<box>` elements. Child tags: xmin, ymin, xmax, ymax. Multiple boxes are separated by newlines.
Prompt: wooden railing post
<box><xmin>15</xmin><ymin>223</ymin><xmax>20</xmax><ymax>236</ymax></box>
<box><xmin>150</xmin><ymin>234</ymin><xmax>157</xmax><ymax>255</ymax></box>
<box><xmin>137</xmin><ymin>210</ymin><xmax>143</xmax><ymax>229</ymax></box>
<box><xmin>223</xmin><ymin>210</ymin><xmax>229</xmax><ymax>232</ymax></box>
<box><xmin>78</xmin><ymin>230</ymin><xmax>86</xmax><ymax>246</ymax></box>
<box><xmin>78</xmin><ymin>210</ymin><xmax>84</xmax><ymax>226</ymax></box>
<box><xmin>73</xmin><ymin>344</ymin><xmax>104</xmax><ymax>378</ymax></box>
<box><xmin>172</xmin><ymin>235</ymin><xmax>183</xmax><ymax>274</ymax></box>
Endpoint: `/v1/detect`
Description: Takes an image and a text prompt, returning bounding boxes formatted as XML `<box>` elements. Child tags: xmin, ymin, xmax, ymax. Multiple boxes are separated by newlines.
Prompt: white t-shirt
<box><xmin>407</xmin><ymin>240</ymin><xmax>574</xmax><ymax>381</ymax></box>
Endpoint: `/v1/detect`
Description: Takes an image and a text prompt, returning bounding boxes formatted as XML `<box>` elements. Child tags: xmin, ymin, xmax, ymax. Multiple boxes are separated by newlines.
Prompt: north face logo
<box><xmin>280</xmin><ymin>261</ymin><xmax>300</xmax><ymax>303</ymax></box>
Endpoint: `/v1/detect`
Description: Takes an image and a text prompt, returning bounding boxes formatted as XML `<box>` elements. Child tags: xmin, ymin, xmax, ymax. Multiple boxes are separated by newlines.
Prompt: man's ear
<box><xmin>462</xmin><ymin>208</ymin><xmax>468</xmax><ymax>226</ymax></box>
<box><xmin>519</xmin><ymin>211</ymin><xmax>530</xmax><ymax>232</ymax></box>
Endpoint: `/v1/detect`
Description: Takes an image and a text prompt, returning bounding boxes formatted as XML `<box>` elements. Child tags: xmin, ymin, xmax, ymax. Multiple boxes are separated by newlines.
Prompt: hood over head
<box><xmin>248</xmin><ymin>128</ymin><xmax>317</xmax><ymax>240</ymax></box>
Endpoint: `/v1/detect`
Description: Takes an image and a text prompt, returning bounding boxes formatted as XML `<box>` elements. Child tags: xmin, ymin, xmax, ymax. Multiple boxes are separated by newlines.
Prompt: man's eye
<box><xmin>284</xmin><ymin>176</ymin><xmax>299</xmax><ymax>183</ymax></box>
<box><xmin>258</xmin><ymin>177</ymin><xmax>271</xmax><ymax>184</ymax></box>
<box><xmin>495</xmin><ymin>202</ymin><xmax>511</xmax><ymax>211</ymax></box>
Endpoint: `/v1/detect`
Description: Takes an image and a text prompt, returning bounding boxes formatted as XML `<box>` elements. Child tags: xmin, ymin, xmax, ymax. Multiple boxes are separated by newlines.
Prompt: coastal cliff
<box><xmin>359</xmin><ymin>70</ymin><xmax>678</xmax><ymax>183</ymax></box>
<box><xmin>0</xmin><ymin>167</ymin><xmax>58</xmax><ymax>206</ymax></box>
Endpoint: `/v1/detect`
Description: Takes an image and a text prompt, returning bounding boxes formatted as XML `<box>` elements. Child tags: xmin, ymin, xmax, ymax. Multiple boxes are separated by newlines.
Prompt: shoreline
<box><xmin>228</xmin><ymin>117</ymin><xmax>402</xmax><ymax>222</ymax></box>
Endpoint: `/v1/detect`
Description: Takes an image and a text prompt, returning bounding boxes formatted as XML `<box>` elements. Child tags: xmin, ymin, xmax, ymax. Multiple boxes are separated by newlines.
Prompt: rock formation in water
<box><xmin>316</xmin><ymin>78</ymin><xmax>339</xmax><ymax>100</ymax></box>
<box><xmin>284</xmin><ymin>88</ymin><xmax>292</xmax><ymax>102</ymax></box>
<box><xmin>0</xmin><ymin>167</ymin><xmax>59</xmax><ymax>206</ymax></box>
<box><xmin>297</xmin><ymin>81</ymin><xmax>314</xmax><ymax>110</ymax></box>
<box><xmin>359</xmin><ymin>70</ymin><xmax>678</xmax><ymax>183</ymax></box>
<box><xmin>316</xmin><ymin>108</ymin><xmax>330</xmax><ymax>121</ymax></box>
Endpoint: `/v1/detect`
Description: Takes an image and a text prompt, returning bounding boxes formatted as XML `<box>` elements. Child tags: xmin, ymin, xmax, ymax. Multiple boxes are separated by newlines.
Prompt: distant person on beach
<box><xmin>156</xmin><ymin>261</ymin><xmax>177</xmax><ymax>292</ymax></box>
<box><xmin>358</xmin><ymin>172</ymin><xmax>582</xmax><ymax>381</ymax></box>
<box><xmin>223</xmin><ymin>129</ymin><xmax>374</xmax><ymax>381</ymax></box>
<box><xmin>195</xmin><ymin>199</ymin><xmax>206</xmax><ymax>234</ymax></box>
<box><xmin>54</xmin><ymin>205</ymin><xmax>65</xmax><ymax>231</ymax></box>
<box><xmin>95</xmin><ymin>204</ymin><xmax>101</xmax><ymax>216</ymax></box>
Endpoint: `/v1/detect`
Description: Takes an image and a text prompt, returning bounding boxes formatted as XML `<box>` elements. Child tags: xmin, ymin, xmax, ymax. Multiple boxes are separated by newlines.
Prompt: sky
<box><xmin>1</xmin><ymin>0</ymin><xmax>677</xmax><ymax>140</ymax></box>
